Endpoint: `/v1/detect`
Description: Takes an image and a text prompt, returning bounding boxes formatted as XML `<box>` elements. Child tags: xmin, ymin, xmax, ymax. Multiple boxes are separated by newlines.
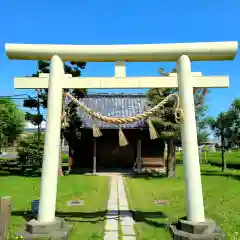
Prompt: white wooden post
<box><xmin>137</xmin><ymin>139</ymin><xmax>141</xmax><ymax>173</ymax></box>
<box><xmin>177</xmin><ymin>55</ymin><xmax>205</xmax><ymax>222</ymax></box>
<box><xmin>38</xmin><ymin>55</ymin><xmax>64</xmax><ymax>223</ymax></box>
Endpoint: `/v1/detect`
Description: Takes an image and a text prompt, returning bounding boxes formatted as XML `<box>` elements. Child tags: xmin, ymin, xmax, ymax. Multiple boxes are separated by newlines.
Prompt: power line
<box><xmin>0</xmin><ymin>95</ymin><xmax>38</xmax><ymax>100</ymax></box>
<box><xmin>0</xmin><ymin>97</ymin><xmax>36</xmax><ymax>100</ymax></box>
<box><xmin>0</xmin><ymin>94</ymin><xmax>29</xmax><ymax>97</ymax></box>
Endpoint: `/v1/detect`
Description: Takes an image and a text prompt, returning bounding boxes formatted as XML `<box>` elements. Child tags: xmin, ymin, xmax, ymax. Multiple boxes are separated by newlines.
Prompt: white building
<box><xmin>24</xmin><ymin>121</ymin><xmax>46</xmax><ymax>132</ymax></box>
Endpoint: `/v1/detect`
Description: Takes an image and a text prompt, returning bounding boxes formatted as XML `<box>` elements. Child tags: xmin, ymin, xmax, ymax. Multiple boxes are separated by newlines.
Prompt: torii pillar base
<box><xmin>170</xmin><ymin>218</ymin><xmax>225</xmax><ymax>239</ymax></box>
<box><xmin>16</xmin><ymin>217</ymin><xmax>72</xmax><ymax>240</ymax></box>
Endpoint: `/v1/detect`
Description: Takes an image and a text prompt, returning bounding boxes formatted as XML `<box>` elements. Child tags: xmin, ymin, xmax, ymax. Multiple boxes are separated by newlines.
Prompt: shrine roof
<box><xmin>78</xmin><ymin>93</ymin><xmax>148</xmax><ymax>129</ymax></box>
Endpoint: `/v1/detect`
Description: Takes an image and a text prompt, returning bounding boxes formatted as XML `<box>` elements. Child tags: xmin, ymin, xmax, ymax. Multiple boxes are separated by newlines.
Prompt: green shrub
<box><xmin>62</xmin><ymin>153</ymin><xmax>68</xmax><ymax>163</ymax></box>
<box><xmin>17</xmin><ymin>133</ymin><xmax>44</xmax><ymax>165</ymax></box>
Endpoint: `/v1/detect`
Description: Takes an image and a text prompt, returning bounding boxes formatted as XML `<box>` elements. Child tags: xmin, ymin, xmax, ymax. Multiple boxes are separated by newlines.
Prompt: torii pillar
<box><xmin>177</xmin><ymin>55</ymin><xmax>205</xmax><ymax>222</ymax></box>
<box><xmin>5</xmin><ymin>41</ymin><xmax>238</xmax><ymax>239</ymax></box>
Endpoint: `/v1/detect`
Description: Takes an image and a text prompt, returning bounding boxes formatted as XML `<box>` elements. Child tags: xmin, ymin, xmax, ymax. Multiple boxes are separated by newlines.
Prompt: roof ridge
<box><xmin>84</xmin><ymin>93</ymin><xmax>147</xmax><ymax>98</ymax></box>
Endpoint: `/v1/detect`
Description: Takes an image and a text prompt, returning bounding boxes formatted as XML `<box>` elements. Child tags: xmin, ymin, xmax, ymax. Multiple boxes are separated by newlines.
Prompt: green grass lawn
<box><xmin>0</xmin><ymin>174</ymin><xmax>109</xmax><ymax>239</ymax></box>
<box><xmin>176</xmin><ymin>150</ymin><xmax>240</xmax><ymax>169</ymax></box>
<box><xmin>125</xmin><ymin>165</ymin><xmax>240</xmax><ymax>240</ymax></box>
<box><xmin>207</xmin><ymin>150</ymin><xmax>240</xmax><ymax>164</ymax></box>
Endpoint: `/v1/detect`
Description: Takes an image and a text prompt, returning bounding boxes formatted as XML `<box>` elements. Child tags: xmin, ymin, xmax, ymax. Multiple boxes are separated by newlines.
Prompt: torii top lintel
<box><xmin>5</xmin><ymin>41</ymin><xmax>238</xmax><ymax>62</ymax></box>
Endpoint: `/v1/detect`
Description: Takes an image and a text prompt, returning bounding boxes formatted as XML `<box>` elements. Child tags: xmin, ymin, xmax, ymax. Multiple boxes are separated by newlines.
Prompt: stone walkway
<box><xmin>104</xmin><ymin>175</ymin><xmax>136</xmax><ymax>240</ymax></box>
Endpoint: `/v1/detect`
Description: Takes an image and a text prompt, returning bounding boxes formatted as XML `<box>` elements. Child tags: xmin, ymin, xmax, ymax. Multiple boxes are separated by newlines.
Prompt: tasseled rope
<box><xmin>92</xmin><ymin>118</ymin><xmax>102</xmax><ymax>137</ymax></box>
<box><xmin>147</xmin><ymin>118</ymin><xmax>159</xmax><ymax>140</ymax></box>
<box><xmin>64</xmin><ymin>93</ymin><xmax>182</xmax><ymax>145</ymax></box>
<box><xmin>118</xmin><ymin>125</ymin><xmax>129</xmax><ymax>147</ymax></box>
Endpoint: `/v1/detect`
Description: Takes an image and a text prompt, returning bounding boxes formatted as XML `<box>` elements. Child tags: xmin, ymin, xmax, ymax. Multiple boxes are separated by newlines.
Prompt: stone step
<box><xmin>104</xmin><ymin>231</ymin><xmax>119</xmax><ymax>240</ymax></box>
<box><xmin>105</xmin><ymin>219</ymin><xmax>118</xmax><ymax>231</ymax></box>
<box><xmin>121</xmin><ymin>225</ymin><xmax>136</xmax><ymax>236</ymax></box>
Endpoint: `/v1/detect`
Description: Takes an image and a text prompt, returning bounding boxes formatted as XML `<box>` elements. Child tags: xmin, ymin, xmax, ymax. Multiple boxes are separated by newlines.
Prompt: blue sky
<box><xmin>0</xmin><ymin>0</ymin><xmax>239</xmax><ymax>118</ymax></box>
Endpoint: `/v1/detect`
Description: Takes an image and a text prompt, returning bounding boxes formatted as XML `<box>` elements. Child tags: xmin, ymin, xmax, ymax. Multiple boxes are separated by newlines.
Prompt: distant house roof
<box><xmin>77</xmin><ymin>93</ymin><xmax>148</xmax><ymax>129</ymax></box>
<box><xmin>204</xmin><ymin>139</ymin><xmax>219</xmax><ymax>145</ymax></box>
<box><xmin>24</xmin><ymin>121</ymin><xmax>46</xmax><ymax>132</ymax></box>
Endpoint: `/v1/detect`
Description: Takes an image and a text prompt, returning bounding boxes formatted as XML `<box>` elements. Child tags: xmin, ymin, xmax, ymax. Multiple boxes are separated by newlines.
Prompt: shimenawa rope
<box><xmin>63</xmin><ymin>92</ymin><xmax>183</xmax><ymax>146</ymax></box>
<box><xmin>65</xmin><ymin>92</ymin><xmax>183</xmax><ymax>124</ymax></box>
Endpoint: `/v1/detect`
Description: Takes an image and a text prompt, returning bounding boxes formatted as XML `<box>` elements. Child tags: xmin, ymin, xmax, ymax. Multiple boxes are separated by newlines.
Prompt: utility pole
<box><xmin>36</xmin><ymin>90</ymin><xmax>41</xmax><ymax>165</ymax></box>
<box><xmin>220</xmin><ymin>114</ymin><xmax>226</xmax><ymax>171</ymax></box>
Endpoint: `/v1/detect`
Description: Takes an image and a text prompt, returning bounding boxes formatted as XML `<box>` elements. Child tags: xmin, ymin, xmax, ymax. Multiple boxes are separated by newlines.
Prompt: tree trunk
<box><xmin>173</xmin><ymin>144</ymin><xmax>176</xmax><ymax>177</ymax></box>
<box><xmin>68</xmin><ymin>145</ymin><xmax>74</xmax><ymax>172</ymax></box>
<box><xmin>221</xmin><ymin>129</ymin><xmax>226</xmax><ymax>172</ymax></box>
<box><xmin>166</xmin><ymin>137</ymin><xmax>176</xmax><ymax>178</ymax></box>
<box><xmin>37</xmin><ymin>123</ymin><xmax>41</xmax><ymax>164</ymax></box>
<box><xmin>58</xmin><ymin>136</ymin><xmax>64</xmax><ymax>176</ymax></box>
<box><xmin>58</xmin><ymin>93</ymin><xmax>65</xmax><ymax>177</ymax></box>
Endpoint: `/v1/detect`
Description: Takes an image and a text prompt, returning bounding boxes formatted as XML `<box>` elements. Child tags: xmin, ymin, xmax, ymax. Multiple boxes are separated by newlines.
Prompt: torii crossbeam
<box><xmin>14</xmin><ymin>73</ymin><xmax>229</xmax><ymax>89</ymax></box>
<box><xmin>5</xmin><ymin>41</ymin><xmax>238</xmax><ymax>239</ymax></box>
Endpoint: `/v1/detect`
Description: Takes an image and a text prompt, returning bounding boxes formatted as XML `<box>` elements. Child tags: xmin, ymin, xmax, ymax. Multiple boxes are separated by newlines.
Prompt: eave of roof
<box><xmin>78</xmin><ymin>93</ymin><xmax>149</xmax><ymax>129</ymax></box>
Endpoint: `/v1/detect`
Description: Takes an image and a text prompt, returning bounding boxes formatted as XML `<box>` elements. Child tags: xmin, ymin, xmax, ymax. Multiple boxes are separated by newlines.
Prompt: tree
<box><xmin>207</xmin><ymin>98</ymin><xmax>240</xmax><ymax>171</ymax></box>
<box><xmin>147</xmin><ymin>68</ymin><xmax>209</xmax><ymax>178</ymax></box>
<box><xmin>23</xmin><ymin>91</ymin><xmax>45</xmax><ymax>164</ymax></box>
<box><xmin>0</xmin><ymin>98</ymin><xmax>25</xmax><ymax>153</ymax></box>
<box><xmin>207</xmin><ymin>112</ymin><xmax>232</xmax><ymax>171</ymax></box>
<box><xmin>147</xmin><ymin>85</ymin><xmax>179</xmax><ymax>178</ymax></box>
<box><xmin>195</xmin><ymin>89</ymin><xmax>210</xmax><ymax>145</ymax></box>
<box><xmin>62</xmin><ymin>100</ymin><xmax>83</xmax><ymax>157</ymax></box>
<box><xmin>227</xmin><ymin>98</ymin><xmax>240</xmax><ymax>146</ymax></box>
<box><xmin>27</xmin><ymin>60</ymin><xmax>87</xmax><ymax>175</ymax></box>
<box><xmin>17</xmin><ymin>133</ymin><xmax>44</xmax><ymax>166</ymax></box>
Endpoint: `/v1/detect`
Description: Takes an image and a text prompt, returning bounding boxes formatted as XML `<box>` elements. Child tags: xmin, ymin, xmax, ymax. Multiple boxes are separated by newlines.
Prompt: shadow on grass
<box><xmin>11</xmin><ymin>210</ymin><xmax>168</xmax><ymax>227</ymax></box>
<box><xmin>125</xmin><ymin>173</ymin><xmax>183</xmax><ymax>181</ymax></box>
<box><xmin>208</xmin><ymin>161</ymin><xmax>240</xmax><ymax>170</ymax></box>
<box><xmin>126</xmin><ymin>174</ymin><xmax>167</xmax><ymax>180</ymax></box>
<box><xmin>201</xmin><ymin>170</ymin><xmax>240</xmax><ymax>181</ymax></box>
<box><xmin>0</xmin><ymin>166</ymin><xmax>70</xmax><ymax>178</ymax></box>
<box><xmin>132</xmin><ymin>210</ymin><xmax>168</xmax><ymax>229</ymax></box>
<box><xmin>11</xmin><ymin>210</ymin><xmax>107</xmax><ymax>224</ymax></box>
<box><xmin>0</xmin><ymin>170</ymin><xmax>41</xmax><ymax>178</ymax></box>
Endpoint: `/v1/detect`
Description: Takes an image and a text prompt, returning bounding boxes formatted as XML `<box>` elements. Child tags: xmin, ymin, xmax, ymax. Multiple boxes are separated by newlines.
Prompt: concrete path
<box><xmin>104</xmin><ymin>175</ymin><xmax>136</xmax><ymax>240</ymax></box>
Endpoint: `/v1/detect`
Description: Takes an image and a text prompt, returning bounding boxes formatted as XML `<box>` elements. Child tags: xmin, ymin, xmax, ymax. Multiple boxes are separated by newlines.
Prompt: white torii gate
<box><xmin>5</xmin><ymin>42</ymin><xmax>238</xmax><ymax>230</ymax></box>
